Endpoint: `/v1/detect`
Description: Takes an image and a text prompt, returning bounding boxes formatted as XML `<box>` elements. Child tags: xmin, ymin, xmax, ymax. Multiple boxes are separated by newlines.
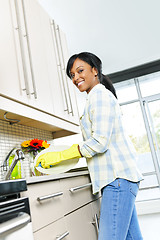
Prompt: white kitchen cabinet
<box><xmin>0</xmin><ymin>0</ymin><xmax>79</xmax><ymax>128</ymax></box>
<box><xmin>0</xmin><ymin>0</ymin><xmax>29</xmax><ymax>104</ymax></box>
<box><xmin>0</xmin><ymin>0</ymin><xmax>53</xmax><ymax>113</ymax></box>
<box><xmin>46</xmin><ymin>20</ymin><xmax>79</xmax><ymax>123</ymax></box>
<box><xmin>24</xmin><ymin>173</ymin><xmax>101</xmax><ymax>239</ymax></box>
<box><xmin>18</xmin><ymin>0</ymin><xmax>54</xmax><ymax>114</ymax></box>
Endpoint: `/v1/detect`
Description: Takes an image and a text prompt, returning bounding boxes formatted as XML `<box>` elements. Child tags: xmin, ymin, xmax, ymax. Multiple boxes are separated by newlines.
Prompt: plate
<box><xmin>34</xmin><ymin>145</ymin><xmax>79</xmax><ymax>175</ymax></box>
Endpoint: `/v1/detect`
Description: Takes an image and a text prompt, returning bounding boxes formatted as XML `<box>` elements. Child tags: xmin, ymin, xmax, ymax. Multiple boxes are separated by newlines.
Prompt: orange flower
<box><xmin>30</xmin><ymin>139</ymin><xmax>43</xmax><ymax>148</ymax></box>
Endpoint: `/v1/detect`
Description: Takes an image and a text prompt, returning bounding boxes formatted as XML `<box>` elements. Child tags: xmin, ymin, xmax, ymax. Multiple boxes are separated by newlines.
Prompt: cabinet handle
<box><xmin>51</xmin><ymin>20</ymin><xmax>74</xmax><ymax>115</ymax></box>
<box><xmin>56</xmin><ymin>26</ymin><xmax>74</xmax><ymax>115</ymax></box>
<box><xmin>37</xmin><ymin>191</ymin><xmax>63</xmax><ymax>202</ymax></box>
<box><xmin>21</xmin><ymin>0</ymin><xmax>37</xmax><ymax>99</ymax></box>
<box><xmin>57</xmin><ymin>65</ymin><xmax>69</xmax><ymax>112</ymax></box>
<box><xmin>56</xmin><ymin>231</ymin><xmax>69</xmax><ymax>240</ymax></box>
<box><xmin>50</xmin><ymin>20</ymin><xmax>69</xmax><ymax>113</ymax></box>
<box><xmin>12</xmin><ymin>0</ymin><xmax>30</xmax><ymax>96</ymax></box>
<box><xmin>91</xmin><ymin>214</ymin><xmax>99</xmax><ymax>235</ymax></box>
<box><xmin>64</xmin><ymin>71</ymin><xmax>74</xmax><ymax>116</ymax></box>
<box><xmin>69</xmin><ymin>183</ymin><xmax>92</xmax><ymax>192</ymax></box>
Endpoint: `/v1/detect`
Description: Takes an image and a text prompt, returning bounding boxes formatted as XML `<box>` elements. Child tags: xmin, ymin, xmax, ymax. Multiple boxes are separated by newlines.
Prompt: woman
<box><xmin>36</xmin><ymin>52</ymin><xmax>143</xmax><ymax>240</ymax></box>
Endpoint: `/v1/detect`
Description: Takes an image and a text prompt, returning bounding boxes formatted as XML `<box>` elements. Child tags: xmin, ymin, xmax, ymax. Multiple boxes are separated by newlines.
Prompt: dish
<box><xmin>34</xmin><ymin>145</ymin><xmax>79</xmax><ymax>175</ymax></box>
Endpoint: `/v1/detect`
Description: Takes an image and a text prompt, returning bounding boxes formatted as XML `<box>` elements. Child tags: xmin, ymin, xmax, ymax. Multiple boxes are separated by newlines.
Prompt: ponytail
<box><xmin>100</xmin><ymin>74</ymin><xmax>117</xmax><ymax>99</ymax></box>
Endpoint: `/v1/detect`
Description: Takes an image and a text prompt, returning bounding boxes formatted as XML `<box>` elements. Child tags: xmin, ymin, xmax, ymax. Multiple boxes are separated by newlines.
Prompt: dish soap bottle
<box><xmin>8</xmin><ymin>155</ymin><xmax>22</xmax><ymax>179</ymax></box>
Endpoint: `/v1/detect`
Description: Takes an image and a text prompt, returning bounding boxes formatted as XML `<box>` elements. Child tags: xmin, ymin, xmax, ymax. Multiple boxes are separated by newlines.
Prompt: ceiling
<box><xmin>38</xmin><ymin>0</ymin><xmax>160</xmax><ymax>75</ymax></box>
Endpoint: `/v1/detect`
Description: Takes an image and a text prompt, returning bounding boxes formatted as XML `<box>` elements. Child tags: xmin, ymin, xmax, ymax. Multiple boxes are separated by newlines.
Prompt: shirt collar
<box><xmin>86</xmin><ymin>83</ymin><xmax>104</xmax><ymax>99</ymax></box>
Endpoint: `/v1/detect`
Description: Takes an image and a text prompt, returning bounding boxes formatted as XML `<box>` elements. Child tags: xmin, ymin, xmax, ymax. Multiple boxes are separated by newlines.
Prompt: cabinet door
<box><xmin>0</xmin><ymin>0</ymin><xmax>54</xmax><ymax>113</ymax></box>
<box><xmin>45</xmin><ymin>19</ymin><xmax>70</xmax><ymax>122</ymax></box>
<box><xmin>50</xmin><ymin>21</ymin><xmax>79</xmax><ymax>123</ymax></box>
<box><xmin>58</xmin><ymin>26</ymin><xmax>79</xmax><ymax>124</ymax></box>
<box><xmin>0</xmin><ymin>0</ymin><xmax>28</xmax><ymax>103</ymax></box>
<box><xmin>65</xmin><ymin>203</ymin><xmax>98</xmax><ymax>240</ymax></box>
<box><xmin>21</xmin><ymin>0</ymin><xmax>54</xmax><ymax>114</ymax></box>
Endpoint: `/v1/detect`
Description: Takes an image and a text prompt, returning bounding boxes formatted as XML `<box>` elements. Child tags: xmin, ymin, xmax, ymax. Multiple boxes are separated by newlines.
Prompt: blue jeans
<box><xmin>98</xmin><ymin>178</ymin><xmax>143</xmax><ymax>240</ymax></box>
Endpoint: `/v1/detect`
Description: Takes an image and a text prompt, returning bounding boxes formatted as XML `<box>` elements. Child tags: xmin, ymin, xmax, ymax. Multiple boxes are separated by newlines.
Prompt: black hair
<box><xmin>66</xmin><ymin>52</ymin><xmax>117</xmax><ymax>99</ymax></box>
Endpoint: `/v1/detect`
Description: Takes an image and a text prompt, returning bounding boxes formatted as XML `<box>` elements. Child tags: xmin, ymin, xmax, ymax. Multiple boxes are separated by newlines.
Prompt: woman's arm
<box><xmin>79</xmin><ymin>90</ymin><xmax>116</xmax><ymax>158</ymax></box>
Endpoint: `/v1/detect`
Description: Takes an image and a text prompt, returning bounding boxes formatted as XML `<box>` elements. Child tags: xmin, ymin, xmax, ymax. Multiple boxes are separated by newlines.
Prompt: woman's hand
<box><xmin>35</xmin><ymin>144</ymin><xmax>82</xmax><ymax>168</ymax></box>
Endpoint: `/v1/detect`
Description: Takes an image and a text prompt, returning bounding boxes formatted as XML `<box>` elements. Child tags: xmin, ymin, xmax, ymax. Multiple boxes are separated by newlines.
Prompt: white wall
<box><xmin>138</xmin><ymin>213</ymin><xmax>160</xmax><ymax>240</ymax></box>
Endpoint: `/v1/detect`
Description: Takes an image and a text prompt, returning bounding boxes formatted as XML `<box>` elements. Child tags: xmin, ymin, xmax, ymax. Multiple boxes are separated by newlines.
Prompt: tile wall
<box><xmin>0</xmin><ymin>119</ymin><xmax>54</xmax><ymax>180</ymax></box>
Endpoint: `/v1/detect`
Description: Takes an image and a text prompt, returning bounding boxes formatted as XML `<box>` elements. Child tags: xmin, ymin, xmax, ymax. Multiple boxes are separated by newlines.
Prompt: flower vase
<box><xmin>23</xmin><ymin>153</ymin><xmax>33</xmax><ymax>178</ymax></box>
<box><xmin>30</xmin><ymin>151</ymin><xmax>44</xmax><ymax>176</ymax></box>
<box><xmin>29</xmin><ymin>151</ymin><xmax>38</xmax><ymax>176</ymax></box>
<box><xmin>21</xmin><ymin>138</ymin><xmax>50</xmax><ymax>177</ymax></box>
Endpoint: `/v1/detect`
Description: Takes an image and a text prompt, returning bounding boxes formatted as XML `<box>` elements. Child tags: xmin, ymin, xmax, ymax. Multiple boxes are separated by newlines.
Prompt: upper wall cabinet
<box><xmin>0</xmin><ymin>0</ymin><xmax>29</xmax><ymax>104</ymax></box>
<box><xmin>17</xmin><ymin>0</ymin><xmax>55</xmax><ymax>114</ymax></box>
<box><xmin>0</xmin><ymin>0</ymin><xmax>79</xmax><ymax>125</ymax></box>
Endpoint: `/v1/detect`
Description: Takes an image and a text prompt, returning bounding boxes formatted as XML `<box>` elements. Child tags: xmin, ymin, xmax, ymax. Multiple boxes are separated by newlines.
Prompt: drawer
<box><xmin>60</xmin><ymin>175</ymin><xmax>100</xmax><ymax>214</ymax></box>
<box><xmin>34</xmin><ymin>217</ymin><xmax>69</xmax><ymax>240</ymax></box>
<box><xmin>22</xmin><ymin>180</ymin><xmax>64</xmax><ymax>232</ymax></box>
<box><xmin>65</xmin><ymin>203</ymin><xmax>98</xmax><ymax>240</ymax></box>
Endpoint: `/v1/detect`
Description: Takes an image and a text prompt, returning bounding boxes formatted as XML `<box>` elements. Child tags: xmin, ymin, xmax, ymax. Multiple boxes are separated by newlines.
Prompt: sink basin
<box><xmin>0</xmin><ymin>179</ymin><xmax>27</xmax><ymax>196</ymax></box>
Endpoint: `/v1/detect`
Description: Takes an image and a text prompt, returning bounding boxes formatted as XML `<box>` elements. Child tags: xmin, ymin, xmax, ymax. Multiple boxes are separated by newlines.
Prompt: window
<box><xmin>138</xmin><ymin>72</ymin><xmax>160</xmax><ymax>97</ymax></box>
<box><xmin>114</xmin><ymin>75</ymin><xmax>160</xmax><ymax>202</ymax></box>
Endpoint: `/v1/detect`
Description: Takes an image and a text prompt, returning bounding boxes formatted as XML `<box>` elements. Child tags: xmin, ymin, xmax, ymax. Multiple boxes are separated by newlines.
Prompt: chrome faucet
<box><xmin>4</xmin><ymin>149</ymin><xmax>24</xmax><ymax>180</ymax></box>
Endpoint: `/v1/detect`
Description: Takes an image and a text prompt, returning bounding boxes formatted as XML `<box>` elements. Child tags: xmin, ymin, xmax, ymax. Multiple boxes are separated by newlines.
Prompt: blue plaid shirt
<box><xmin>79</xmin><ymin>84</ymin><xmax>143</xmax><ymax>194</ymax></box>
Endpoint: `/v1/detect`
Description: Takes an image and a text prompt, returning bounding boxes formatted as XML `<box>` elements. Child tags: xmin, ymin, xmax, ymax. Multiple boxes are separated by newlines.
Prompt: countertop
<box><xmin>26</xmin><ymin>168</ymin><xmax>89</xmax><ymax>184</ymax></box>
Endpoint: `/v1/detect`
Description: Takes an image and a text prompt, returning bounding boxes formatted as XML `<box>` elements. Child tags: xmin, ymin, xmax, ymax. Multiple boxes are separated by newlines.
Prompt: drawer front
<box><xmin>65</xmin><ymin>203</ymin><xmax>98</xmax><ymax>240</ymax></box>
<box><xmin>34</xmin><ymin>217</ymin><xmax>69</xmax><ymax>240</ymax></box>
<box><xmin>23</xmin><ymin>180</ymin><xmax>64</xmax><ymax>232</ymax></box>
<box><xmin>61</xmin><ymin>175</ymin><xmax>100</xmax><ymax>214</ymax></box>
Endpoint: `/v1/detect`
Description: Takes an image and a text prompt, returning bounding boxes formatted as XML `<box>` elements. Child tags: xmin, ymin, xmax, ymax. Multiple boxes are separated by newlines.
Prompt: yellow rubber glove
<box><xmin>35</xmin><ymin>144</ymin><xmax>81</xmax><ymax>169</ymax></box>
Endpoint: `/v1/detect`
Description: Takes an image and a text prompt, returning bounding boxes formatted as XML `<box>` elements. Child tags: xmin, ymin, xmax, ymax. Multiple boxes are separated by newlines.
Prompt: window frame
<box><xmin>110</xmin><ymin>61</ymin><xmax>160</xmax><ymax>210</ymax></box>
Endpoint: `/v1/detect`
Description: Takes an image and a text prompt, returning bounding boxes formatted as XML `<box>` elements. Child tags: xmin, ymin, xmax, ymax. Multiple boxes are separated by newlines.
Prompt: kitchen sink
<box><xmin>0</xmin><ymin>179</ymin><xmax>27</xmax><ymax>196</ymax></box>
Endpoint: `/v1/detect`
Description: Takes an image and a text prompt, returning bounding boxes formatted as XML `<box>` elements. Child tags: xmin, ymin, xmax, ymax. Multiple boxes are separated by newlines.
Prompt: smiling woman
<box><xmin>35</xmin><ymin>51</ymin><xmax>143</xmax><ymax>240</ymax></box>
<box><xmin>67</xmin><ymin>52</ymin><xmax>143</xmax><ymax>240</ymax></box>
<box><xmin>66</xmin><ymin>52</ymin><xmax>117</xmax><ymax>98</ymax></box>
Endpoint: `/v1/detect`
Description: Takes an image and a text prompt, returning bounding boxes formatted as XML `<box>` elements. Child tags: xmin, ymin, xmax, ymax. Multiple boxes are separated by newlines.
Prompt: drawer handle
<box><xmin>69</xmin><ymin>183</ymin><xmax>92</xmax><ymax>192</ymax></box>
<box><xmin>56</xmin><ymin>231</ymin><xmax>69</xmax><ymax>240</ymax></box>
<box><xmin>91</xmin><ymin>214</ymin><xmax>99</xmax><ymax>235</ymax></box>
<box><xmin>37</xmin><ymin>191</ymin><xmax>63</xmax><ymax>202</ymax></box>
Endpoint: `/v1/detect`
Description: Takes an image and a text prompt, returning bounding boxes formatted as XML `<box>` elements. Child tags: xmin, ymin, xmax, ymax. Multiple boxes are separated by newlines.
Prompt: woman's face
<box><xmin>70</xmin><ymin>58</ymin><xmax>99</xmax><ymax>94</ymax></box>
